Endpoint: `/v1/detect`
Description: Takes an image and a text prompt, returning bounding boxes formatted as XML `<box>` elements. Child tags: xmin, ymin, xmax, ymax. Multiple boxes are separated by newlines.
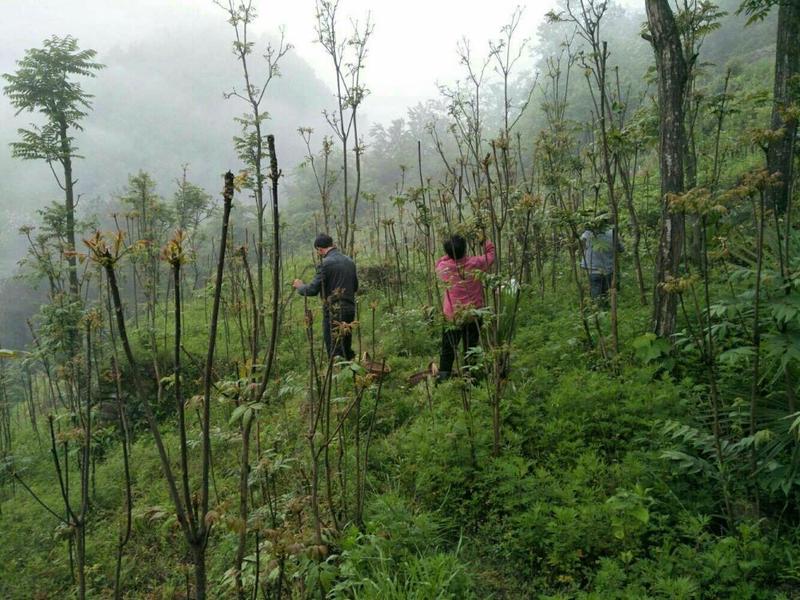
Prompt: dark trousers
<box><xmin>589</xmin><ymin>273</ymin><xmax>613</xmax><ymax>300</ymax></box>
<box><xmin>439</xmin><ymin>319</ymin><xmax>481</xmax><ymax>374</ymax></box>
<box><xmin>323</xmin><ymin>304</ymin><xmax>355</xmax><ymax>360</ymax></box>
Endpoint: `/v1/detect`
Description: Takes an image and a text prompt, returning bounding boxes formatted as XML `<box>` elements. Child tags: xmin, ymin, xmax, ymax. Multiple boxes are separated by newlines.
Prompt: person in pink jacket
<box><xmin>436</xmin><ymin>233</ymin><xmax>495</xmax><ymax>382</ymax></box>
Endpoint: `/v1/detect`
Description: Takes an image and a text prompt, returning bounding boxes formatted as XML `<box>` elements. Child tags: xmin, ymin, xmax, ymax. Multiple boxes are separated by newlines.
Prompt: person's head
<box><xmin>314</xmin><ymin>233</ymin><xmax>335</xmax><ymax>256</ymax></box>
<box><xmin>596</xmin><ymin>213</ymin><xmax>611</xmax><ymax>231</ymax></box>
<box><xmin>443</xmin><ymin>234</ymin><xmax>466</xmax><ymax>260</ymax></box>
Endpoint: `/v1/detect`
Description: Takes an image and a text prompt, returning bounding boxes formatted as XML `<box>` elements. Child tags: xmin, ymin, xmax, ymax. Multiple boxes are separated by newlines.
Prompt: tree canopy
<box><xmin>3</xmin><ymin>35</ymin><xmax>104</xmax><ymax>165</ymax></box>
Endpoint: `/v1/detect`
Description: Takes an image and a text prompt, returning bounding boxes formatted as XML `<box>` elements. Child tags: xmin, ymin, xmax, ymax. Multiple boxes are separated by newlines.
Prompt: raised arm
<box><xmin>466</xmin><ymin>240</ymin><xmax>495</xmax><ymax>271</ymax></box>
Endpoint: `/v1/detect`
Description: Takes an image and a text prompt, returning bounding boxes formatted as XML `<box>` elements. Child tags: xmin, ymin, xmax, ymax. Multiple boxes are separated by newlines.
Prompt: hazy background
<box><xmin>0</xmin><ymin>0</ymin><xmax>776</xmax><ymax>348</ymax></box>
<box><xmin>0</xmin><ymin>0</ymin><xmax>651</xmax><ymax>277</ymax></box>
<box><xmin>0</xmin><ymin>0</ymin><xmax>720</xmax><ymax>278</ymax></box>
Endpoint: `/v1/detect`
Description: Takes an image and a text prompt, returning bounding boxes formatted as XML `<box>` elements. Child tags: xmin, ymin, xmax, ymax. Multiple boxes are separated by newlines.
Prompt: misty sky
<box><xmin>0</xmin><ymin>0</ymin><xmax>642</xmax><ymax>276</ymax></box>
<box><xmin>2</xmin><ymin>0</ymin><xmax>640</xmax><ymax>124</ymax></box>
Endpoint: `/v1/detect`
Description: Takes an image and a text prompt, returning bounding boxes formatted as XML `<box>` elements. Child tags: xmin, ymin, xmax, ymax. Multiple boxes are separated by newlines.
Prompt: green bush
<box><xmin>330</xmin><ymin>494</ymin><xmax>474</xmax><ymax>599</ymax></box>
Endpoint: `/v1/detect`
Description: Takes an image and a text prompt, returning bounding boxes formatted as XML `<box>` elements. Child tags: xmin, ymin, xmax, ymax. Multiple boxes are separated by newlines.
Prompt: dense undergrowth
<box><xmin>1</xmin><ymin>1</ymin><xmax>798</xmax><ymax>597</ymax></box>
<box><xmin>2</xmin><ymin>265</ymin><xmax>799</xmax><ymax>599</ymax></box>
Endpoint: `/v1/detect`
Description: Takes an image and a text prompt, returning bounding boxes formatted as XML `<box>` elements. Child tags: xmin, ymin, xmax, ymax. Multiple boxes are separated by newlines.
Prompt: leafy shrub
<box><xmin>330</xmin><ymin>494</ymin><xmax>474</xmax><ymax>599</ymax></box>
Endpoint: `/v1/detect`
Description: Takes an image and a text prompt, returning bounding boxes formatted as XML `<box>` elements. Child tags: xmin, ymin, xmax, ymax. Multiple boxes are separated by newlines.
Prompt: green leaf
<box><xmin>770</xmin><ymin>298</ymin><xmax>800</xmax><ymax>325</ymax></box>
<box><xmin>632</xmin><ymin>333</ymin><xmax>671</xmax><ymax>363</ymax></box>
<box><xmin>632</xmin><ymin>506</ymin><xmax>650</xmax><ymax>524</ymax></box>
<box><xmin>718</xmin><ymin>345</ymin><xmax>755</xmax><ymax>366</ymax></box>
<box><xmin>229</xmin><ymin>403</ymin><xmax>249</xmax><ymax>426</ymax></box>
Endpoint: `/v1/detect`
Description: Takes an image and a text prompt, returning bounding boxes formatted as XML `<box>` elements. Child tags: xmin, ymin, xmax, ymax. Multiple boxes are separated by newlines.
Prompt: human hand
<box><xmin>473</xmin><ymin>216</ymin><xmax>486</xmax><ymax>242</ymax></box>
<box><xmin>292</xmin><ymin>279</ymin><xmax>304</xmax><ymax>289</ymax></box>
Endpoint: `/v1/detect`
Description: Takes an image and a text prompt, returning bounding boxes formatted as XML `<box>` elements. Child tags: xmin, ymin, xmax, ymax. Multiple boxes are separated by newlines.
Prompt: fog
<box><xmin>0</xmin><ymin>1</ymin><xmax>332</xmax><ymax>275</ymax></box>
<box><xmin>0</xmin><ymin>0</ymin><xmax>775</xmax><ymax>346</ymax></box>
<box><xmin>0</xmin><ymin>0</ymin><xmax>648</xmax><ymax>276</ymax></box>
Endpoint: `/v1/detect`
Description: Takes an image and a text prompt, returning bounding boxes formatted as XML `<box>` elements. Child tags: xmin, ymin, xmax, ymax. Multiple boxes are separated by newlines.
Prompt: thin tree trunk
<box><xmin>196</xmin><ymin>171</ymin><xmax>236</xmax><ymax>600</ymax></box>
<box><xmin>59</xmin><ymin>118</ymin><xmax>80</xmax><ymax>299</ymax></box>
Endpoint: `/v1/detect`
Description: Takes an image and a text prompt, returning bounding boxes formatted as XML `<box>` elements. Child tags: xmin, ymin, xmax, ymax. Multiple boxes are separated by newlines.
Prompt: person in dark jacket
<box><xmin>293</xmin><ymin>233</ymin><xmax>358</xmax><ymax>360</ymax></box>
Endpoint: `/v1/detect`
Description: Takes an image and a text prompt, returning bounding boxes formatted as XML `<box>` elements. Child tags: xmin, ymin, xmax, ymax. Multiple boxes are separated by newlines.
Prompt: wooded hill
<box><xmin>1</xmin><ymin>0</ymin><xmax>798</xmax><ymax>598</ymax></box>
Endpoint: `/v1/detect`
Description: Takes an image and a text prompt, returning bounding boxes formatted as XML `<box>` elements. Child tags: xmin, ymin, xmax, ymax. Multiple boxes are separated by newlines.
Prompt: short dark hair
<box><xmin>314</xmin><ymin>233</ymin><xmax>334</xmax><ymax>248</ymax></box>
<box><xmin>443</xmin><ymin>234</ymin><xmax>466</xmax><ymax>260</ymax></box>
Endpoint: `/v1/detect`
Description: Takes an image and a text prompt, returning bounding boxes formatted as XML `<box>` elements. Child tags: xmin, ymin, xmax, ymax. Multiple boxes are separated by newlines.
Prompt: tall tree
<box><xmin>173</xmin><ymin>167</ymin><xmax>214</xmax><ymax>289</ymax></box>
<box><xmin>645</xmin><ymin>0</ymin><xmax>689</xmax><ymax>337</ymax></box>
<box><xmin>3</xmin><ymin>36</ymin><xmax>104</xmax><ymax>298</ymax></box>
<box><xmin>744</xmin><ymin>0</ymin><xmax>800</xmax><ymax>215</ymax></box>
<box><xmin>217</xmin><ymin>0</ymin><xmax>290</xmax><ymax>355</ymax></box>
<box><xmin>315</xmin><ymin>0</ymin><xmax>373</xmax><ymax>254</ymax></box>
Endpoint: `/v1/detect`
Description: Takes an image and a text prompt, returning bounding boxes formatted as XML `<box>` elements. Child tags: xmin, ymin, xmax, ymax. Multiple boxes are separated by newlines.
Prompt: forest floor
<box><xmin>2</xmin><ymin>268</ymin><xmax>799</xmax><ymax>599</ymax></box>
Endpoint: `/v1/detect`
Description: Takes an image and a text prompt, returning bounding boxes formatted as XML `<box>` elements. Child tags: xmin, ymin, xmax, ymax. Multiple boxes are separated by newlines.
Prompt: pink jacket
<box><xmin>436</xmin><ymin>240</ymin><xmax>495</xmax><ymax>320</ymax></box>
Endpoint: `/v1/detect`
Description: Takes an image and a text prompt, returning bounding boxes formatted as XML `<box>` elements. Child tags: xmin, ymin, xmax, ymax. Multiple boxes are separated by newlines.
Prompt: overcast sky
<box><xmin>0</xmin><ymin>0</ymin><xmax>645</xmax><ymax>275</ymax></box>
<box><xmin>1</xmin><ymin>0</ymin><xmax>641</xmax><ymax>124</ymax></box>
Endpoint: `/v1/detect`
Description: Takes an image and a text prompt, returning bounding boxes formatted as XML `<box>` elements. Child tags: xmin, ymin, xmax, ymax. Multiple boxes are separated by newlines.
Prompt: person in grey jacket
<box><xmin>293</xmin><ymin>233</ymin><xmax>358</xmax><ymax>360</ymax></box>
<box><xmin>580</xmin><ymin>223</ymin><xmax>623</xmax><ymax>301</ymax></box>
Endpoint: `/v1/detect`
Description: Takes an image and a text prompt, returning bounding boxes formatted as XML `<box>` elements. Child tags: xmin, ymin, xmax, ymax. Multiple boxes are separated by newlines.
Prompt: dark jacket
<box><xmin>297</xmin><ymin>248</ymin><xmax>358</xmax><ymax>311</ymax></box>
